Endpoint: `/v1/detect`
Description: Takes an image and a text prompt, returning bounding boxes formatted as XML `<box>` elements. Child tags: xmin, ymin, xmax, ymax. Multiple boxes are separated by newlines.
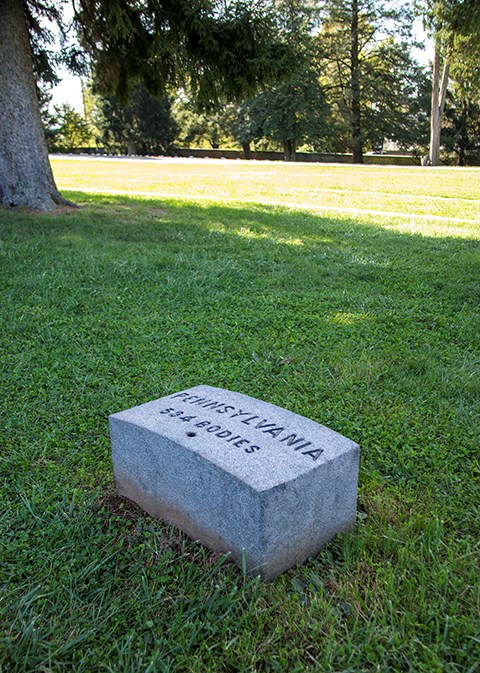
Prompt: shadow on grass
<box><xmin>1</xmin><ymin>193</ymin><xmax>479</xmax><ymax>511</ymax></box>
<box><xmin>2</xmin><ymin>191</ymin><xmax>478</xmax><ymax>306</ymax></box>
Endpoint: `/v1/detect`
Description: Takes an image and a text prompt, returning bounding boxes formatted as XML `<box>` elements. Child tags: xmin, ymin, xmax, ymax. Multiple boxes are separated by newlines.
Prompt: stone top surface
<box><xmin>110</xmin><ymin>385</ymin><xmax>359</xmax><ymax>492</ymax></box>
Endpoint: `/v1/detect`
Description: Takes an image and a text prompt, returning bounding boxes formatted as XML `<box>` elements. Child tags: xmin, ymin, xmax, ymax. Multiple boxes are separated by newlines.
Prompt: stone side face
<box><xmin>109</xmin><ymin>385</ymin><xmax>360</xmax><ymax>579</ymax></box>
<box><xmin>111</xmin><ymin>419</ymin><xmax>263</xmax><ymax>564</ymax></box>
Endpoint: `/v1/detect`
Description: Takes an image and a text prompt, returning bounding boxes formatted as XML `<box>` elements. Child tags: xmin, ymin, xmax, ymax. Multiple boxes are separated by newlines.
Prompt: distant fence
<box><xmin>54</xmin><ymin>147</ymin><xmax>420</xmax><ymax>166</ymax></box>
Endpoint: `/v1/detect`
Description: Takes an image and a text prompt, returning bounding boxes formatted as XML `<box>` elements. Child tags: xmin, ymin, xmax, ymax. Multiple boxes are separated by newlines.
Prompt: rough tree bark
<box><xmin>429</xmin><ymin>37</ymin><xmax>450</xmax><ymax>166</ymax></box>
<box><xmin>350</xmin><ymin>0</ymin><xmax>364</xmax><ymax>164</ymax></box>
<box><xmin>0</xmin><ymin>0</ymin><xmax>72</xmax><ymax>210</ymax></box>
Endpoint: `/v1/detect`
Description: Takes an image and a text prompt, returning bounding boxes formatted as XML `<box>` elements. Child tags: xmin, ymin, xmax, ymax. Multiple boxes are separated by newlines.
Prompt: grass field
<box><xmin>1</xmin><ymin>158</ymin><xmax>479</xmax><ymax>672</ymax></box>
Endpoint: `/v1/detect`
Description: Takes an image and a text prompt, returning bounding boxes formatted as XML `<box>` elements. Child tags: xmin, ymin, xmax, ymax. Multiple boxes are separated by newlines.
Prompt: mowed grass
<box><xmin>55</xmin><ymin>156</ymin><xmax>480</xmax><ymax>223</ymax></box>
<box><xmin>1</xmin><ymin>158</ymin><xmax>479</xmax><ymax>672</ymax></box>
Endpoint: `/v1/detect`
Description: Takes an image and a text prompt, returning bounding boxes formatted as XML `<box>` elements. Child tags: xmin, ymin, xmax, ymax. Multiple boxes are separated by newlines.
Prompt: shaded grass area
<box><xmin>1</xmin><ymin>192</ymin><xmax>479</xmax><ymax>672</ymax></box>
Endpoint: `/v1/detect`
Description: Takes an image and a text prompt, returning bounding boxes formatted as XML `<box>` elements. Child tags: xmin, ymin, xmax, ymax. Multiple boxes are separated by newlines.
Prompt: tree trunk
<box><xmin>242</xmin><ymin>141</ymin><xmax>252</xmax><ymax>160</ymax></box>
<box><xmin>283</xmin><ymin>139</ymin><xmax>297</xmax><ymax>162</ymax></box>
<box><xmin>350</xmin><ymin>0</ymin><xmax>363</xmax><ymax>164</ymax></box>
<box><xmin>457</xmin><ymin>99</ymin><xmax>468</xmax><ymax>167</ymax></box>
<box><xmin>429</xmin><ymin>37</ymin><xmax>450</xmax><ymax>166</ymax></box>
<box><xmin>126</xmin><ymin>139</ymin><xmax>137</xmax><ymax>155</ymax></box>
<box><xmin>0</xmin><ymin>0</ymin><xmax>71</xmax><ymax>210</ymax></box>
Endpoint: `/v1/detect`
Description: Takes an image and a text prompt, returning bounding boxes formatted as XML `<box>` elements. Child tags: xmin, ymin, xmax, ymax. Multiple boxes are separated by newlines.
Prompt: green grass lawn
<box><xmin>1</xmin><ymin>158</ymin><xmax>479</xmax><ymax>672</ymax></box>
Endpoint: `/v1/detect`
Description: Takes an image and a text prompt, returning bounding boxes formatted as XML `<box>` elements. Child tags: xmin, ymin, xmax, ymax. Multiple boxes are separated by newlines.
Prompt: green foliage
<box><xmin>447</xmin><ymin>27</ymin><xmax>480</xmax><ymax>130</ymax></box>
<box><xmin>173</xmin><ymin>98</ymin><xmax>238</xmax><ymax>149</ymax></box>
<box><xmin>48</xmin><ymin>103</ymin><xmax>94</xmax><ymax>151</ymax></box>
<box><xmin>360</xmin><ymin>45</ymin><xmax>431</xmax><ymax>150</ymax></box>
<box><xmin>229</xmin><ymin>0</ymin><xmax>330</xmax><ymax>159</ymax></box>
<box><xmin>443</xmin><ymin>94</ymin><xmax>480</xmax><ymax>164</ymax></box>
<box><xmin>1</xmin><ymin>159</ymin><xmax>479</xmax><ymax>671</ymax></box>
<box><xmin>317</xmin><ymin>0</ymin><xmax>429</xmax><ymax>155</ymax></box>
<box><xmin>21</xmin><ymin>0</ymin><xmax>297</xmax><ymax>167</ymax></box>
<box><xmin>75</xmin><ymin>0</ymin><xmax>297</xmax><ymax>106</ymax></box>
<box><xmin>25</xmin><ymin>1</ymin><xmax>86</xmax><ymax>82</ymax></box>
<box><xmin>450</xmin><ymin>0</ymin><xmax>480</xmax><ymax>33</ymax></box>
<box><xmin>442</xmin><ymin>28</ymin><xmax>480</xmax><ymax>165</ymax></box>
<box><xmin>24</xmin><ymin>0</ymin><xmax>63</xmax><ymax>84</ymax></box>
<box><xmin>95</xmin><ymin>84</ymin><xmax>178</xmax><ymax>155</ymax></box>
<box><xmin>418</xmin><ymin>0</ymin><xmax>480</xmax><ymax>36</ymax></box>
<box><xmin>418</xmin><ymin>0</ymin><xmax>480</xmax><ymax>164</ymax></box>
<box><xmin>236</xmin><ymin>66</ymin><xmax>329</xmax><ymax>160</ymax></box>
<box><xmin>417</xmin><ymin>1</ymin><xmax>480</xmax><ymax>95</ymax></box>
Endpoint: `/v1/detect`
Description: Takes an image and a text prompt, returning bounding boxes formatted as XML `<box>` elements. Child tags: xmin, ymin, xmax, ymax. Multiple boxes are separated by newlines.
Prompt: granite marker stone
<box><xmin>109</xmin><ymin>385</ymin><xmax>360</xmax><ymax>579</ymax></box>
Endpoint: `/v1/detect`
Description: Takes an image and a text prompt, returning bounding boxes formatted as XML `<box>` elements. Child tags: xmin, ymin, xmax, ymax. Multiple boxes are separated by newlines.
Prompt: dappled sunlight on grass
<box><xmin>329</xmin><ymin>311</ymin><xmax>369</xmax><ymax>326</ymax></box>
<box><xmin>352</xmin><ymin>211</ymin><xmax>480</xmax><ymax>239</ymax></box>
<box><xmin>235</xmin><ymin>225</ymin><xmax>305</xmax><ymax>246</ymax></box>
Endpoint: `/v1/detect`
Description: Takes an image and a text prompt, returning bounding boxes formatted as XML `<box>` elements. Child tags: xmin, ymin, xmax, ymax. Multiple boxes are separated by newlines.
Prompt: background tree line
<box><xmin>2</xmin><ymin>0</ymin><xmax>479</xmax><ymax>211</ymax></box>
<box><xmin>42</xmin><ymin>0</ymin><xmax>480</xmax><ymax>165</ymax></box>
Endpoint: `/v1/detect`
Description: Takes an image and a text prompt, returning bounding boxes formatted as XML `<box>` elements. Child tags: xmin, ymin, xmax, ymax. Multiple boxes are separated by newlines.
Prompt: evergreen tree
<box><xmin>96</xmin><ymin>85</ymin><xmax>177</xmax><ymax>155</ymax></box>
<box><xmin>232</xmin><ymin>0</ymin><xmax>329</xmax><ymax>160</ymax></box>
<box><xmin>443</xmin><ymin>94</ymin><xmax>480</xmax><ymax>165</ymax></box>
<box><xmin>0</xmin><ymin>0</ymin><xmax>295</xmax><ymax>210</ymax></box>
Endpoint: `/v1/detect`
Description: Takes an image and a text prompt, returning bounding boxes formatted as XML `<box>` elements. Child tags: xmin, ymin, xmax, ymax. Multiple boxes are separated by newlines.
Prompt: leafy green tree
<box><xmin>443</xmin><ymin>94</ymin><xmax>480</xmax><ymax>165</ymax></box>
<box><xmin>0</xmin><ymin>0</ymin><xmax>295</xmax><ymax>210</ymax></box>
<box><xmin>49</xmin><ymin>103</ymin><xmax>93</xmax><ymax>151</ymax></box>
<box><xmin>356</xmin><ymin>47</ymin><xmax>431</xmax><ymax>152</ymax></box>
<box><xmin>173</xmin><ymin>99</ymin><xmax>238</xmax><ymax>149</ymax></box>
<box><xmin>440</xmin><ymin>30</ymin><xmax>480</xmax><ymax>164</ymax></box>
<box><xmin>231</xmin><ymin>0</ymin><xmax>330</xmax><ymax>160</ymax></box>
<box><xmin>236</xmin><ymin>66</ymin><xmax>329</xmax><ymax>161</ymax></box>
<box><xmin>419</xmin><ymin>0</ymin><xmax>480</xmax><ymax>164</ymax></box>
<box><xmin>96</xmin><ymin>85</ymin><xmax>177</xmax><ymax>155</ymax></box>
<box><xmin>316</xmin><ymin>0</ymin><xmax>420</xmax><ymax>162</ymax></box>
